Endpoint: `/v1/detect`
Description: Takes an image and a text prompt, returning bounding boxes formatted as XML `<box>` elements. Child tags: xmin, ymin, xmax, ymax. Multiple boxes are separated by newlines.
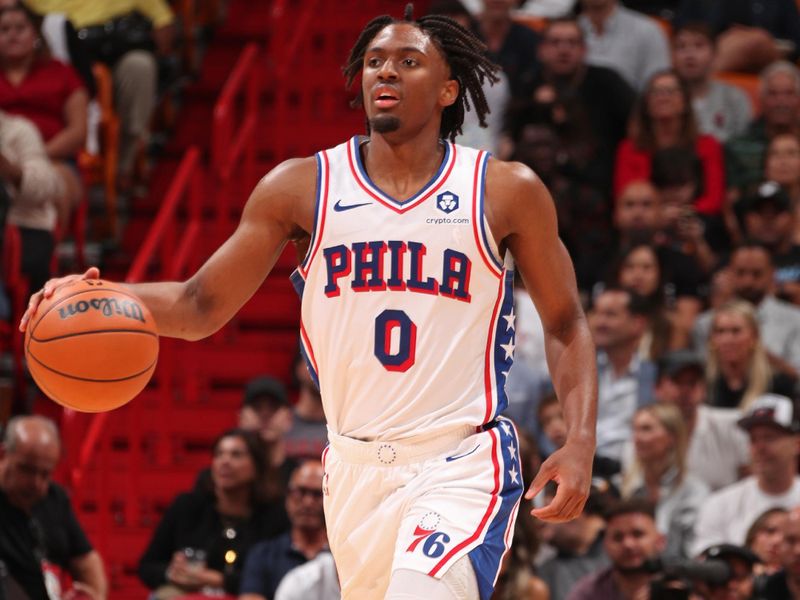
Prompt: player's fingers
<box><xmin>525</xmin><ymin>460</ymin><xmax>554</xmax><ymax>500</ymax></box>
<box><xmin>531</xmin><ymin>484</ymin><xmax>570</xmax><ymax>521</ymax></box>
<box><xmin>19</xmin><ymin>289</ymin><xmax>45</xmax><ymax>332</ymax></box>
<box><xmin>83</xmin><ymin>266</ymin><xmax>100</xmax><ymax>280</ymax></box>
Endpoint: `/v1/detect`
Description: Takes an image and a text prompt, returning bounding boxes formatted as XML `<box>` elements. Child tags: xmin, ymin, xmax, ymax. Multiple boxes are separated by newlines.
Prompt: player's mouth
<box><xmin>373</xmin><ymin>86</ymin><xmax>400</xmax><ymax>109</ymax></box>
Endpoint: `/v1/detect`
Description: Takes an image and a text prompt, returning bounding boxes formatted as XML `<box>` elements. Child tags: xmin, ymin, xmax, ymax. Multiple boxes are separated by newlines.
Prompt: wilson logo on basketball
<box><xmin>58</xmin><ymin>298</ymin><xmax>146</xmax><ymax>323</ymax></box>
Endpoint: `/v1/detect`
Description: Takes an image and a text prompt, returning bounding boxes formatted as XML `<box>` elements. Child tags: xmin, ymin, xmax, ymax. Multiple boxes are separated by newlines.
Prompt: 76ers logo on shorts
<box><xmin>406</xmin><ymin>512</ymin><xmax>451</xmax><ymax>558</ymax></box>
<box><xmin>437</xmin><ymin>191</ymin><xmax>459</xmax><ymax>214</ymax></box>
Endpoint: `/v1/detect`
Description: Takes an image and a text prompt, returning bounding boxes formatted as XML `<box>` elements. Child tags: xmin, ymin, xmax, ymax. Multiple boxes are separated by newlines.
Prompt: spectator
<box><xmin>607</xmin><ymin>241</ymin><xmax>688</xmax><ymax>358</ymax></box>
<box><xmin>273</xmin><ymin>550</ymin><xmax>339</xmax><ymax>600</ymax></box>
<box><xmin>765</xmin><ymin>133</ymin><xmax>800</xmax><ymax>212</ymax></box>
<box><xmin>427</xmin><ymin>1</ymin><xmax>510</xmax><ymax>155</ymax></box>
<box><xmin>726</xmin><ymin>61</ymin><xmax>800</xmax><ymax>199</ymax></box>
<box><xmin>704</xmin><ymin>299</ymin><xmax>797</xmax><ymax>409</ymax></box>
<box><xmin>612</xmin><ymin>180</ymin><xmax>707</xmax><ymax>307</ymax></box>
<box><xmin>650</xmin><ymin>146</ymin><xmax>721</xmax><ymax>270</ymax></box>
<box><xmin>284</xmin><ymin>354</ymin><xmax>327</xmax><ymax>461</ymax></box>
<box><xmin>694</xmin><ymin>543</ymin><xmax>761</xmax><ymax>600</ymax></box>
<box><xmin>692</xmin><ymin>394</ymin><xmax>800</xmax><ymax>555</ymax></box>
<box><xmin>0</xmin><ymin>415</ymin><xmax>107</xmax><ymax>600</ymax></box>
<box><xmin>239</xmin><ymin>460</ymin><xmax>327</xmax><ymax>600</ymax></box>
<box><xmin>514</xmin><ymin>17</ymin><xmax>635</xmax><ymax>193</ymax></box>
<box><xmin>566</xmin><ymin>498</ymin><xmax>666</xmax><ymax>600</ymax></box>
<box><xmin>710</xmin><ymin>0</ymin><xmax>800</xmax><ymax>73</ymax></box>
<box><xmin>739</xmin><ymin>182</ymin><xmax>800</xmax><ymax>306</ymax></box>
<box><xmin>476</xmin><ymin>0</ymin><xmax>539</xmax><ymax>101</ymax></box>
<box><xmin>138</xmin><ymin>429</ymin><xmax>289</xmax><ymax>598</ymax></box>
<box><xmin>653</xmin><ymin>350</ymin><xmax>750</xmax><ymax>491</ymax></box>
<box><xmin>621</xmin><ymin>403</ymin><xmax>709</xmax><ymax>558</ymax></box>
<box><xmin>0</xmin><ymin>3</ymin><xmax>85</xmax><ymax>231</ymax></box>
<box><xmin>516</xmin><ymin>0</ymin><xmax>577</xmax><ymax>19</ymax></box>
<box><xmin>1</xmin><ymin>109</ymin><xmax>63</xmax><ymax>295</ymax></box>
<box><xmin>195</xmin><ymin>376</ymin><xmax>296</xmax><ymax>493</ymax></box>
<box><xmin>672</xmin><ymin>22</ymin><xmax>753</xmax><ymax>144</ymax></box>
<box><xmin>760</xmin><ymin>505</ymin><xmax>800</xmax><ymax>599</ymax></box>
<box><xmin>615</xmin><ymin>70</ymin><xmax>725</xmax><ymax>216</ymax></box>
<box><xmin>746</xmin><ymin>507</ymin><xmax>788</xmax><ymax>576</ymax></box>
<box><xmin>27</xmin><ymin>0</ymin><xmax>177</xmax><ymax>190</ymax></box>
<box><xmin>511</xmin><ymin>120</ymin><xmax>612</xmax><ymax>293</ymax></box>
<box><xmin>577</xmin><ymin>0</ymin><xmax>670</xmax><ymax>91</ymax></box>
<box><xmin>493</xmin><ymin>510</ymin><xmax>549</xmax><ymax>600</ymax></box>
<box><xmin>538</xmin><ymin>393</ymin><xmax>568</xmax><ymax>453</ymax></box>
<box><xmin>693</xmin><ymin>242</ymin><xmax>800</xmax><ymax>377</ymax></box>
<box><xmin>538</xmin><ymin>481</ymin><xmax>614</xmax><ymax>600</ymax></box>
<box><xmin>590</xmin><ymin>287</ymin><xmax>656</xmax><ymax>467</ymax></box>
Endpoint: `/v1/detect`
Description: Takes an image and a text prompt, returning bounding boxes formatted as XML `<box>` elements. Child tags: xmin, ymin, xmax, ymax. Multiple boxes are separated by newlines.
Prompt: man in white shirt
<box><xmin>653</xmin><ymin>350</ymin><xmax>750</xmax><ymax>491</ymax></box>
<box><xmin>591</xmin><ymin>288</ymin><xmax>655</xmax><ymax>465</ymax></box>
<box><xmin>577</xmin><ymin>0</ymin><xmax>670</xmax><ymax>90</ymax></box>
<box><xmin>692</xmin><ymin>394</ymin><xmax>800</xmax><ymax>556</ymax></box>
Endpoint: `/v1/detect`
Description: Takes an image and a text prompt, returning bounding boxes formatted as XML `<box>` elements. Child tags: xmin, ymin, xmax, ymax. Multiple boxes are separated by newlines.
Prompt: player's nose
<box><xmin>377</xmin><ymin>58</ymin><xmax>399</xmax><ymax>80</ymax></box>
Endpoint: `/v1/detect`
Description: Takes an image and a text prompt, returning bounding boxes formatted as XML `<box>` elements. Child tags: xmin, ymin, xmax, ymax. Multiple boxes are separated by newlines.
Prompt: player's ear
<box><xmin>440</xmin><ymin>78</ymin><xmax>459</xmax><ymax>108</ymax></box>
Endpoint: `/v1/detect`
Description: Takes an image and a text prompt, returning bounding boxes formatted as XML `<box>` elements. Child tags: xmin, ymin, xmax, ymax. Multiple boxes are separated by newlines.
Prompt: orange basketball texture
<box><xmin>24</xmin><ymin>279</ymin><xmax>159</xmax><ymax>412</ymax></box>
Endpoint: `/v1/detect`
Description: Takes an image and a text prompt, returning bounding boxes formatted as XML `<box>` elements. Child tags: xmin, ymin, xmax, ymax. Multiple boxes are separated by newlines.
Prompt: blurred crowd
<box><xmin>5</xmin><ymin>0</ymin><xmax>800</xmax><ymax>599</ymax></box>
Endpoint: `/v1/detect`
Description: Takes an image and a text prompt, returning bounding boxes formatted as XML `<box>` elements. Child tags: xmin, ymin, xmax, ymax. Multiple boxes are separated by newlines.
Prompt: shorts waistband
<box><xmin>327</xmin><ymin>425</ymin><xmax>476</xmax><ymax>466</ymax></box>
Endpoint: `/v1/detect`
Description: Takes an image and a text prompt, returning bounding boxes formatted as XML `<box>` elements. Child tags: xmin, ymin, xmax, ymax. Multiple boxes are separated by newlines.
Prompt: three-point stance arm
<box><xmin>20</xmin><ymin>158</ymin><xmax>317</xmax><ymax>338</ymax></box>
<box><xmin>486</xmin><ymin>159</ymin><xmax>597</xmax><ymax>522</ymax></box>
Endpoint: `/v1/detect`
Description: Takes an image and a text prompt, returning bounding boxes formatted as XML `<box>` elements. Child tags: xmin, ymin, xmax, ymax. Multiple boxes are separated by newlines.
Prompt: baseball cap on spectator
<box><xmin>741</xmin><ymin>181</ymin><xmax>792</xmax><ymax>214</ymax></box>
<box><xmin>701</xmin><ymin>543</ymin><xmax>761</xmax><ymax>566</ymax></box>
<box><xmin>657</xmin><ymin>349</ymin><xmax>704</xmax><ymax>380</ymax></box>
<box><xmin>242</xmin><ymin>376</ymin><xmax>289</xmax><ymax>408</ymax></box>
<box><xmin>737</xmin><ymin>394</ymin><xmax>800</xmax><ymax>434</ymax></box>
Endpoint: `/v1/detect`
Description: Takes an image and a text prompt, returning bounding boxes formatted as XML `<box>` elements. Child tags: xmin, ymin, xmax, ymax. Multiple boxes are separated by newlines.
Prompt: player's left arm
<box><xmin>68</xmin><ymin>550</ymin><xmax>108</xmax><ymax>600</ymax></box>
<box><xmin>486</xmin><ymin>159</ymin><xmax>597</xmax><ymax>523</ymax></box>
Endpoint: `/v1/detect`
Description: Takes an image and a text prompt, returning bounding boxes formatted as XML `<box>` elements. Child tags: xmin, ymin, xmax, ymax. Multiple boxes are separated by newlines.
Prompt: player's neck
<box><xmin>362</xmin><ymin>133</ymin><xmax>446</xmax><ymax>201</ymax></box>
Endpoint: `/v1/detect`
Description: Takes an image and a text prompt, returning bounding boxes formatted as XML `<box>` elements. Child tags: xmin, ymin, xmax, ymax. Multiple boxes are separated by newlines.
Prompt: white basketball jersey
<box><xmin>291</xmin><ymin>136</ymin><xmax>515</xmax><ymax>440</ymax></box>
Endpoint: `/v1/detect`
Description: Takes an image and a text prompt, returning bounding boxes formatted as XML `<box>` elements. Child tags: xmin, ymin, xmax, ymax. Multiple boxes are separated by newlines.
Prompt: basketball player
<box><xmin>22</xmin><ymin>7</ymin><xmax>597</xmax><ymax>600</ymax></box>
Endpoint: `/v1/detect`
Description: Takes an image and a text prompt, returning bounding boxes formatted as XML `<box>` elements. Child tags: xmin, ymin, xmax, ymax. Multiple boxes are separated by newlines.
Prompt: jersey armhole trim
<box><xmin>298</xmin><ymin>150</ymin><xmax>330</xmax><ymax>275</ymax></box>
<box><xmin>471</xmin><ymin>151</ymin><xmax>503</xmax><ymax>278</ymax></box>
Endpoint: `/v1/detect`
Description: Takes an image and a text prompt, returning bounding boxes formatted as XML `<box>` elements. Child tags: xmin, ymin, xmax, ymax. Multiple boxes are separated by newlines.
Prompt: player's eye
<box><xmin>366</xmin><ymin>57</ymin><xmax>382</xmax><ymax>68</ymax></box>
<box><xmin>402</xmin><ymin>58</ymin><xmax>418</xmax><ymax>67</ymax></box>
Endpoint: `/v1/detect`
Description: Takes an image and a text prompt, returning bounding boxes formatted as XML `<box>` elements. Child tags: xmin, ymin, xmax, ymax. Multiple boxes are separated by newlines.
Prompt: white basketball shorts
<box><xmin>322</xmin><ymin>416</ymin><xmax>523</xmax><ymax>600</ymax></box>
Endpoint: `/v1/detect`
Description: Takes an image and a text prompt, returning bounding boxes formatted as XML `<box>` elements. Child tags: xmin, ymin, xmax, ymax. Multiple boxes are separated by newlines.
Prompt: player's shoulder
<box><xmin>484</xmin><ymin>156</ymin><xmax>550</xmax><ymax>212</ymax></box>
<box><xmin>246</xmin><ymin>155</ymin><xmax>317</xmax><ymax>211</ymax></box>
<box><xmin>485</xmin><ymin>156</ymin><xmax>544</xmax><ymax>196</ymax></box>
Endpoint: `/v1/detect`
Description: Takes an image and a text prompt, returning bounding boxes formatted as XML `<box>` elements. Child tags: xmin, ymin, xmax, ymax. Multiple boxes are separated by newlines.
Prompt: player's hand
<box><xmin>525</xmin><ymin>437</ymin><xmax>593</xmax><ymax>523</ymax></box>
<box><xmin>19</xmin><ymin>267</ymin><xmax>100</xmax><ymax>332</ymax></box>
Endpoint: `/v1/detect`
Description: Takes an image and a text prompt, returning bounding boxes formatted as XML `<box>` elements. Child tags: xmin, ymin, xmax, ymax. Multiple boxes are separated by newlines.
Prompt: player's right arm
<box><xmin>20</xmin><ymin>157</ymin><xmax>317</xmax><ymax>340</ymax></box>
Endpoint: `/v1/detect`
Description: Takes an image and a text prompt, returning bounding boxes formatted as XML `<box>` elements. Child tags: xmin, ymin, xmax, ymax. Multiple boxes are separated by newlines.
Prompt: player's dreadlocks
<box><xmin>343</xmin><ymin>3</ymin><xmax>500</xmax><ymax>141</ymax></box>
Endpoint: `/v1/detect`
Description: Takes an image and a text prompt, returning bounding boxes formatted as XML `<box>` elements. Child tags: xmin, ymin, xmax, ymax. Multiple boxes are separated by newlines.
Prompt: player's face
<box><xmin>0</xmin><ymin>442</ymin><xmax>59</xmax><ymax>510</ymax></box>
<box><xmin>604</xmin><ymin>513</ymin><xmax>664</xmax><ymax>571</ymax></box>
<box><xmin>211</xmin><ymin>435</ymin><xmax>257</xmax><ymax>491</ymax></box>
<box><xmin>672</xmin><ymin>31</ymin><xmax>714</xmax><ymax>82</ymax></box>
<box><xmin>362</xmin><ymin>24</ymin><xmax>458</xmax><ymax>139</ymax></box>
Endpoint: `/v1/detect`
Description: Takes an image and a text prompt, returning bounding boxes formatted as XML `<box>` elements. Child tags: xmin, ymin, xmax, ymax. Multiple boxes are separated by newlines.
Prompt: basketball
<box><xmin>24</xmin><ymin>279</ymin><xmax>159</xmax><ymax>412</ymax></box>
